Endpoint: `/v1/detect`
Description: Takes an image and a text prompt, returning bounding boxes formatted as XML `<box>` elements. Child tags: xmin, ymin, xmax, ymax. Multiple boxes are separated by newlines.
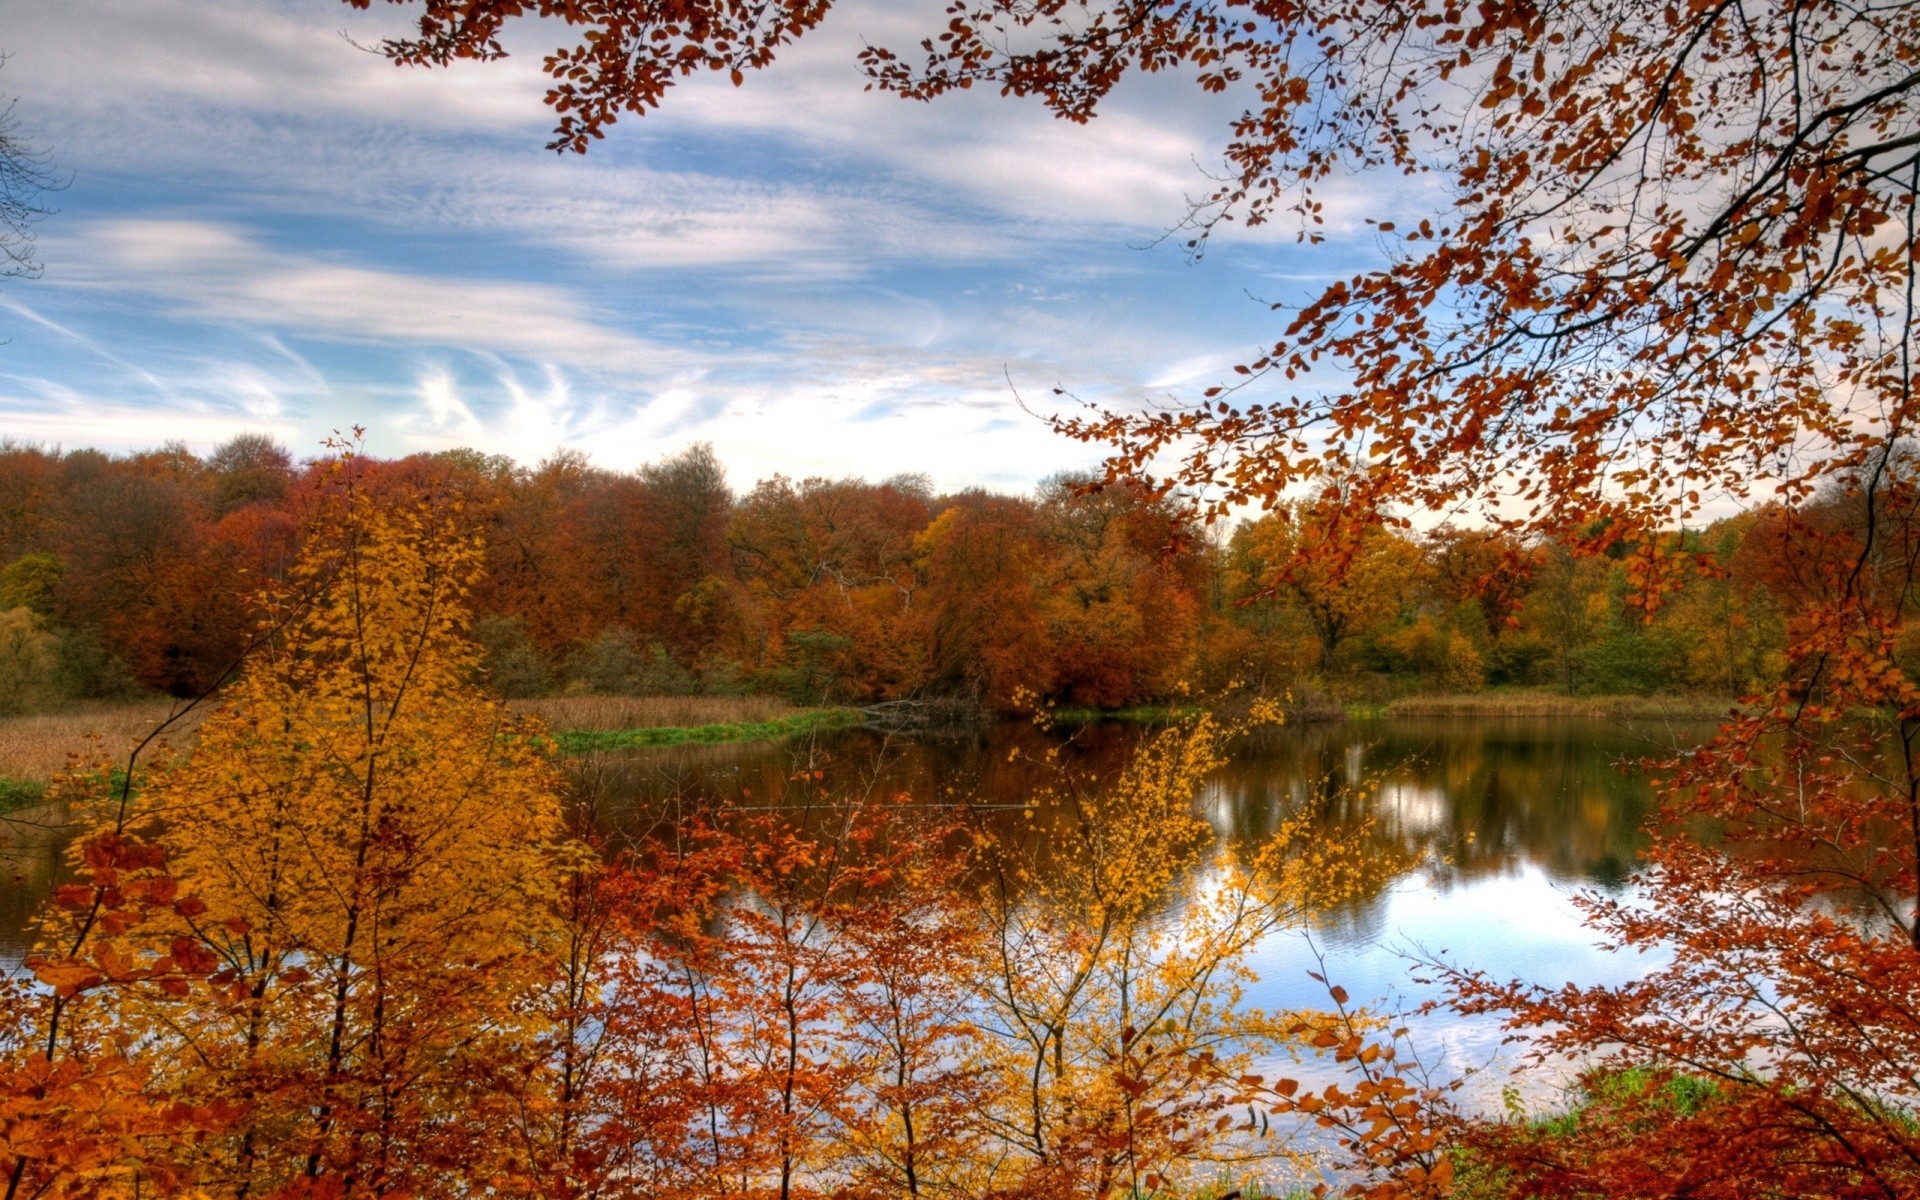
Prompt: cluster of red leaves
<box><xmin>350</xmin><ymin>0</ymin><xmax>1915</xmax><ymax>553</ymax></box>
<box><xmin>1432</xmin><ymin>479</ymin><xmax>1920</xmax><ymax>1195</ymax></box>
<box><xmin>344</xmin><ymin>0</ymin><xmax>834</xmax><ymax>152</ymax></box>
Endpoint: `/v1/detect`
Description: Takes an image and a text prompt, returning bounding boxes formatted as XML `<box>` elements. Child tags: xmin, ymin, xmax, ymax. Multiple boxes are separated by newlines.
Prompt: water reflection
<box><xmin>0</xmin><ymin>801</ymin><xmax>73</xmax><ymax>960</ymax></box>
<box><xmin>2</xmin><ymin>716</ymin><xmax>1710</xmax><ymax>1006</ymax></box>
<box><xmin>566</xmin><ymin>714</ymin><xmax>1710</xmax><ymax>1101</ymax></box>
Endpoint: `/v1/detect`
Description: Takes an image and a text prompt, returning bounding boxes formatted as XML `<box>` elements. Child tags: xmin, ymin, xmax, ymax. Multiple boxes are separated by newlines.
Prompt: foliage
<box><xmin>0</xmin><ymin>554</ymin><xmax>60</xmax><ymax>617</ymax></box>
<box><xmin>0</xmin><ymin>607</ymin><xmax>60</xmax><ymax>716</ymax></box>
<box><xmin>957</xmin><ymin>704</ymin><xmax>1405</xmax><ymax>1198</ymax></box>
<box><xmin>1</xmin><ymin>472</ymin><xmax>1410</xmax><ymax>1199</ymax></box>
<box><xmin>473</xmin><ymin>612</ymin><xmax>553</xmax><ymax>698</ymax></box>
<box><xmin>235</xmin><ymin>0</ymin><xmax>1920</xmax><ymax>1191</ymax></box>
<box><xmin>0</xmin><ymin>436</ymin><xmax>1802</xmax><ymax>716</ymax></box>
<box><xmin>1</xmin><ymin>448</ymin><xmax>573</xmax><ymax>1200</ymax></box>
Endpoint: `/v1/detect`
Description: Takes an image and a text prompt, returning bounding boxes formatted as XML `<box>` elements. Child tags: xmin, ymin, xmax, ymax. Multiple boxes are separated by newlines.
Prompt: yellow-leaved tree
<box><xmin>966</xmin><ymin>704</ymin><xmax>1403</xmax><ymax>1200</ymax></box>
<box><xmin>28</xmin><ymin>448</ymin><xmax>573</xmax><ymax>1199</ymax></box>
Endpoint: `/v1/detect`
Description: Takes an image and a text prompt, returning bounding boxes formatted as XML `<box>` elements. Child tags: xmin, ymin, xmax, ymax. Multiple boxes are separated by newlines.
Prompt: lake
<box><xmin>0</xmin><ymin>713</ymin><xmax>1712</xmax><ymax>1105</ymax></box>
<box><xmin>569</xmin><ymin>713</ymin><xmax>1713</xmax><ymax>1107</ymax></box>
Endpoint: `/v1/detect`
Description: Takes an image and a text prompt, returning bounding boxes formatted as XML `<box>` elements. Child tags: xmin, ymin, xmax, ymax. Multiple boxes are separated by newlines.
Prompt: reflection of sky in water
<box><xmin>3</xmin><ymin>714</ymin><xmax>1709</xmax><ymax>1110</ymax></box>
<box><xmin>1246</xmin><ymin>867</ymin><xmax>1671</xmax><ymax>1105</ymax></box>
<box><xmin>1376</xmin><ymin>780</ymin><xmax>1448</xmax><ymax>838</ymax></box>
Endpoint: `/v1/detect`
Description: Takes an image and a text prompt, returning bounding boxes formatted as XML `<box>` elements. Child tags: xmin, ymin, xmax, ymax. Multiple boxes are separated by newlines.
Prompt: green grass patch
<box><xmin>552</xmin><ymin>707</ymin><xmax>865</xmax><ymax>753</ymax></box>
<box><xmin>1049</xmin><ymin>704</ymin><xmax>1205</xmax><ymax>726</ymax></box>
<box><xmin>0</xmin><ymin>776</ymin><xmax>47</xmax><ymax>811</ymax></box>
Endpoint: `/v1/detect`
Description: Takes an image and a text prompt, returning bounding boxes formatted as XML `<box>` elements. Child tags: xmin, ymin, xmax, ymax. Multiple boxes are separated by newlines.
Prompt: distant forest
<box><xmin>0</xmin><ymin>434</ymin><xmax>1855</xmax><ymax>713</ymax></box>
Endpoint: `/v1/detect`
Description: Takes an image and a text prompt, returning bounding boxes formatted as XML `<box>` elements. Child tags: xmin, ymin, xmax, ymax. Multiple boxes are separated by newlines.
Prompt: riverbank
<box><xmin>1364</xmin><ymin>691</ymin><xmax>1735</xmax><ymax>720</ymax></box>
<box><xmin>511</xmin><ymin>695</ymin><xmax>866</xmax><ymax>750</ymax></box>
<box><xmin>0</xmin><ymin>689</ymin><xmax>1739</xmax><ymax>793</ymax></box>
<box><xmin>1052</xmin><ymin>691</ymin><xmax>1735</xmax><ymax>726</ymax></box>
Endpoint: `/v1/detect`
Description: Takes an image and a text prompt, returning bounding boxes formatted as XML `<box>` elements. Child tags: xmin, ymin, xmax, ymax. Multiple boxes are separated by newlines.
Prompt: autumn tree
<box><xmin>1</xmin><ymin>448</ymin><xmax>573</xmax><ymax>1200</ymax></box>
<box><xmin>205</xmin><ymin>434</ymin><xmax>295</xmax><ymax>517</ymax></box>
<box><xmin>729</xmin><ymin>474</ymin><xmax>935</xmax><ymax>702</ymax></box>
<box><xmin>957</xmin><ymin>708</ymin><xmax>1401</xmax><ymax>1197</ymax></box>
<box><xmin>1033</xmin><ymin>477</ymin><xmax>1200</xmax><ymax>707</ymax></box>
<box><xmin>1232</xmin><ymin>500</ymin><xmax>1423</xmax><ymax>674</ymax></box>
<box><xmin>916</xmin><ymin>493</ymin><xmax>1052</xmax><ymax>706</ymax></box>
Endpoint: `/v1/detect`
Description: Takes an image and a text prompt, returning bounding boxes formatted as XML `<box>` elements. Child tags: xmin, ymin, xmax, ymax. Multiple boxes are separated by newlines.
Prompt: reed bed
<box><xmin>509</xmin><ymin>694</ymin><xmax>803</xmax><ymax>733</ymax></box>
<box><xmin>1379</xmin><ymin>692</ymin><xmax>1735</xmax><ymax>720</ymax></box>
<box><xmin>0</xmin><ymin>702</ymin><xmax>205</xmax><ymax>782</ymax></box>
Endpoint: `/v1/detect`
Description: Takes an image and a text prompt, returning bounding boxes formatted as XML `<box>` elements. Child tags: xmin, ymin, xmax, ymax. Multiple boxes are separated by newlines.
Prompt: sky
<box><xmin>0</xmin><ymin>0</ymin><xmax>1404</xmax><ymax>493</ymax></box>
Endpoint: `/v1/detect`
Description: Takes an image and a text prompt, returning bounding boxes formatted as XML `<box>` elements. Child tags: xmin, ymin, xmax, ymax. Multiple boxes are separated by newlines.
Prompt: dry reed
<box><xmin>1381</xmin><ymin>692</ymin><xmax>1734</xmax><ymax>720</ymax></box>
<box><xmin>0</xmin><ymin>696</ymin><xmax>811</xmax><ymax>779</ymax></box>
<box><xmin>0</xmin><ymin>702</ymin><xmax>207</xmax><ymax>781</ymax></box>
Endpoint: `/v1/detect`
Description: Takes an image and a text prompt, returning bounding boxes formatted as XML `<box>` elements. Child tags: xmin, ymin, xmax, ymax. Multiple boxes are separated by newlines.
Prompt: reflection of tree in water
<box><xmin>1222</xmin><ymin>719</ymin><xmax>1703</xmax><ymax>895</ymax></box>
<box><xmin>0</xmin><ymin>802</ymin><xmax>73</xmax><ymax>961</ymax></box>
<box><xmin>1</xmin><ymin>716</ymin><xmax>1712</xmax><ymax>956</ymax></box>
<box><xmin>561</xmin><ymin>717</ymin><xmax>1707</xmax><ymax>935</ymax></box>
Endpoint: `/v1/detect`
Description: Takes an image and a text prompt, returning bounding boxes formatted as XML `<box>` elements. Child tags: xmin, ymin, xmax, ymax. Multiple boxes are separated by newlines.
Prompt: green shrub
<box><xmin>0</xmin><ymin>552</ymin><xmax>62</xmax><ymax>617</ymax></box>
<box><xmin>53</xmin><ymin>625</ymin><xmax>140</xmax><ymax>702</ymax></box>
<box><xmin>0</xmin><ymin>607</ymin><xmax>62</xmax><ymax>715</ymax></box>
<box><xmin>474</xmin><ymin>614</ymin><xmax>554</xmax><ymax>698</ymax></box>
<box><xmin>565</xmin><ymin>627</ymin><xmax>699</xmax><ymax>696</ymax></box>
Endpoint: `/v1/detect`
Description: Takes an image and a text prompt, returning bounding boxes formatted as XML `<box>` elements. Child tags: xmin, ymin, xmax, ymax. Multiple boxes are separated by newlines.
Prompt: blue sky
<box><xmin>0</xmin><ymin>0</ymin><xmax>1401</xmax><ymax>491</ymax></box>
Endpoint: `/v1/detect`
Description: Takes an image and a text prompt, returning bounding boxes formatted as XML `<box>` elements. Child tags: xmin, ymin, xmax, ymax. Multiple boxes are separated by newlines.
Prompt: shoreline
<box><xmin>0</xmin><ymin>691</ymin><xmax>1740</xmax><ymax>791</ymax></box>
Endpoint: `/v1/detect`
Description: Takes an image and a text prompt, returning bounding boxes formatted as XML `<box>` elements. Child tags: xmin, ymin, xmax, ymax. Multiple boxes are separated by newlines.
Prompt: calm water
<box><xmin>0</xmin><ymin>715</ymin><xmax>1710</xmax><ymax>1099</ymax></box>
<box><xmin>571</xmin><ymin>715</ymin><xmax>1712</xmax><ymax>1103</ymax></box>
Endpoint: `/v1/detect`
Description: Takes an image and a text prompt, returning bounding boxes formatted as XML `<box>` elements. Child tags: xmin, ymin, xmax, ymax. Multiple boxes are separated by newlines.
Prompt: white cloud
<box><xmin>4</xmin><ymin>0</ymin><xmax>1294</xmax><ymax>242</ymax></box>
<box><xmin>63</xmin><ymin>219</ymin><xmax>687</xmax><ymax>373</ymax></box>
<box><xmin>2</xmin><ymin>0</ymin><xmax>549</xmax><ymax>134</ymax></box>
<box><xmin>0</xmin><ymin>392</ymin><xmax>303</xmax><ymax>452</ymax></box>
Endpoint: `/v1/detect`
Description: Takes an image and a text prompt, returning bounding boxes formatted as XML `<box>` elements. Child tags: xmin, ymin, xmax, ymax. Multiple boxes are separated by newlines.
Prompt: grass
<box><xmin>0</xmin><ymin>776</ymin><xmax>47</xmax><ymax>812</ymax></box>
<box><xmin>1374</xmin><ymin>691</ymin><xmax>1736</xmax><ymax>720</ymax></box>
<box><xmin>549</xmin><ymin>708</ymin><xmax>866</xmax><ymax>752</ymax></box>
<box><xmin>1049</xmin><ymin>704</ymin><xmax>1205</xmax><ymax>726</ymax></box>
<box><xmin>510</xmin><ymin>694</ymin><xmax>804</xmax><ymax>732</ymax></box>
<box><xmin>1442</xmin><ymin>1068</ymin><xmax>1731</xmax><ymax>1200</ymax></box>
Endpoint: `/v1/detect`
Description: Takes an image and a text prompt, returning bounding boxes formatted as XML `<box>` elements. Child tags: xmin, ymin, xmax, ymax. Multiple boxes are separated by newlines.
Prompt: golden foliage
<box><xmin>5</xmin><ymin>455</ymin><xmax>573</xmax><ymax>1200</ymax></box>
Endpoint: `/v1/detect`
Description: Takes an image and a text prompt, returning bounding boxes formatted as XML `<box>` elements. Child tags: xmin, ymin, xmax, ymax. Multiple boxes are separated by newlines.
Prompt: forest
<box><xmin>0</xmin><ymin>434</ymin><xmax>1816</xmax><ymax>716</ymax></box>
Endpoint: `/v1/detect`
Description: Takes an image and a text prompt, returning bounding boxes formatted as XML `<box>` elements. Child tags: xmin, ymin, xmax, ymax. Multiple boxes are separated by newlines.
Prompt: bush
<box><xmin>769</xmin><ymin>629</ymin><xmax>854</xmax><ymax>706</ymax></box>
<box><xmin>565</xmin><ymin>627</ymin><xmax>699</xmax><ymax>696</ymax></box>
<box><xmin>54</xmin><ymin>625</ymin><xmax>141</xmax><ymax>703</ymax></box>
<box><xmin>0</xmin><ymin>607</ymin><xmax>63</xmax><ymax>715</ymax></box>
<box><xmin>474</xmin><ymin>614</ymin><xmax>554</xmax><ymax>698</ymax></box>
<box><xmin>0</xmin><ymin>553</ymin><xmax>62</xmax><ymax>617</ymax></box>
<box><xmin>1579</xmin><ymin>624</ymin><xmax>1687</xmax><ymax>695</ymax></box>
<box><xmin>1368</xmin><ymin>615</ymin><xmax>1487</xmax><ymax>692</ymax></box>
<box><xmin>1484</xmin><ymin>633</ymin><xmax>1552</xmax><ymax>687</ymax></box>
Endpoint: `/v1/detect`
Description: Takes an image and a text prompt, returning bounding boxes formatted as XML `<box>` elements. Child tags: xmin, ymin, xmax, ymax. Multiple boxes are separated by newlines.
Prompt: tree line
<box><xmin>0</xmin><ymin>435</ymin><xmax>1850</xmax><ymax>714</ymax></box>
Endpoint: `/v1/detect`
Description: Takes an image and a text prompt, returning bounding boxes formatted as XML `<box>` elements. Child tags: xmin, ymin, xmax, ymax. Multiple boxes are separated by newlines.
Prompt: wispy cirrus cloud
<box><xmin>64</xmin><ymin>219</ymin><xmax>691</xmax><ymax>373</ymax></box>
<box><xmin>0</xmin><ymin>0</ymin><xmax>1407</xmax><ymax>488</ymax></box>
